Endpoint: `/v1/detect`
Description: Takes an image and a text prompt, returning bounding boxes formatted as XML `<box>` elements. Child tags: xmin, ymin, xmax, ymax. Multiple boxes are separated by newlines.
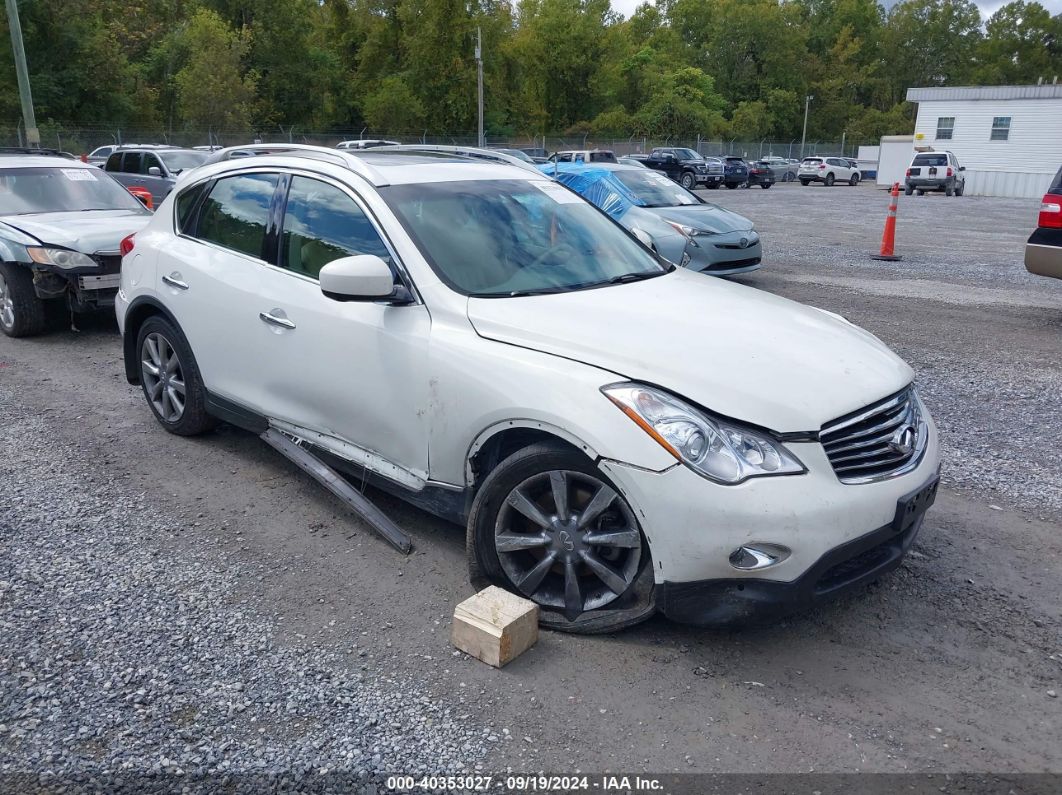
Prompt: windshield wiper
<box><xmin>607</xmin><ymin>271</ymin><xmax>665</xmax><ymax>285</ymax></box>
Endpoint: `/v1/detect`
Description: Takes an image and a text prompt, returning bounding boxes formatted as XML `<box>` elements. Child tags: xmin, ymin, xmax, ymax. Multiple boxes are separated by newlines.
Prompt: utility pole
<box><xmin>475</xmin><ymin>27</ymin><xmax>484</xmax><ymax>148</ymax></box>
<box><xmin>6</xmin><ymin>0</ymin><xmax>39</xmax><ymax>147</ymax></box>
<box><xmin>800</xmin><ymin>94</ymin><xmax>813</xmax><ymax>158</ymax></box>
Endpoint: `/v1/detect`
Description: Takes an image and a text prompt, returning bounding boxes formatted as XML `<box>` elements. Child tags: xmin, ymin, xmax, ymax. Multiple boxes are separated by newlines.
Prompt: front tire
<box><xmin>136</xmin><ymin>316</ymin><xmax>216</xmax><ymax>436</ymax></box>
<box><xmin>0</xmin><ymin>262</ymin><xmax>48</xmax><ymax>338</ymax></box>
<box><xmin>679</xmin><ymin>172</ymin><xmax>696</xmax><ymax>190</ymax></box>
<box><xmin>467</xmin><ymin>442</ymin><xmax>655</xmax><ymax>633</ymax></box>
<box><xmin>849</xmin><ymin>173</ymin><xmax>860</xmax><ymax>186</ymax></box>
<box><xmin>955</xmin><ymin>182</ymin><xmax>964</xmax><ymax>196</ymax></box>
<box><xmin>761</xmin><ymin>182</ymin><xmax>772</xmax><ymax>189</ymax></box>
<box><xmin>725</xmin><ymin>183</ymin><xmax>737</xmax><ymax>189</ymax></box>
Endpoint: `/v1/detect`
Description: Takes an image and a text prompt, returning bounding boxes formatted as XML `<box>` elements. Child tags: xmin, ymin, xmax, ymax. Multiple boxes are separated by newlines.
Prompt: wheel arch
<box><xmin>465</xmin><ymin>420</ymin><xmax>599</xmax><ymax>489</ymax></box>
<box><xmin>122</xmin><ymin>296</ymin><xmax>181</xmax><ymax>384</ymax></box>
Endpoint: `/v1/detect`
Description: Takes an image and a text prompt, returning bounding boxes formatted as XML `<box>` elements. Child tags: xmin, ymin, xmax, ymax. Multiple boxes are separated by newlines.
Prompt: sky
<box><xmin>609</xmin><ymin>0</ymin><xmax>1062</xmax><ymax>20</ymax></box>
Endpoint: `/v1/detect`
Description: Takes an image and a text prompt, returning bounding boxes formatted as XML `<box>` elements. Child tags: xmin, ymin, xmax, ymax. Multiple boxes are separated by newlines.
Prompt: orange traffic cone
<box><xmin>870</xmin><ymin>182</ymin><xmax>903</xmax><ymax>261</ymax></box>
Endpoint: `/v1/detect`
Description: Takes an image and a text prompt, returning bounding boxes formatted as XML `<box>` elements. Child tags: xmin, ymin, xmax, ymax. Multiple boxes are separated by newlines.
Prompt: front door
<box><xmin>248</xmin><ymin>173</ymin><xmax>431</xmax><ymax>484</ymax></box>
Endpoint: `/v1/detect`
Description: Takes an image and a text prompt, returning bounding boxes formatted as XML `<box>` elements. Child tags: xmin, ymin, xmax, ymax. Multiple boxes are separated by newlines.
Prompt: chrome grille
<box><xmin>820</xmin><ymin>386</ymin><xmax>926</xmax><ymax>484</ymax></box>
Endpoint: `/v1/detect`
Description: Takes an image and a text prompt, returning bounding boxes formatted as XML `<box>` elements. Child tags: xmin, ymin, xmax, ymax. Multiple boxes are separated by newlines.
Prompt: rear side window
<box><xmin>195</xmin><ymin>173</ymin><xmax>279</xmax><ymax>260</ymax></box>
<box><xmin>175</xmin><ymin>182</ymin><xmax>209</xmax><ymax>233</ymax></box>
<box><xmin>588</xmin><ymin>152</ymin><xmax>616</xmax><ymax>163</ymax></box>
<box><xmin>279</xmin><ymin>176</ymin><xmax>390</xmax><ymax>280</ymax></box>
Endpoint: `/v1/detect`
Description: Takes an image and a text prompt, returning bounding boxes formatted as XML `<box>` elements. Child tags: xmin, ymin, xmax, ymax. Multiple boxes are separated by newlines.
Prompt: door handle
<box><xmin>259</xmin><ymin>311</ymin><xmax>296</xmax><ymax>330</ymax></box>
<box><xmin>162</xmin><ymin>273</ymin><xmax>188</xmax><ymax>290</ymax></box>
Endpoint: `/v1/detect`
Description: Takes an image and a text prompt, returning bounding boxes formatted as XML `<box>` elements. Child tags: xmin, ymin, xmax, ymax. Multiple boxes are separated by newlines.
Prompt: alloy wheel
<box><xmin>494</xmin><ymin>469</ymin><xmax>642</xmax><ymax>620</ymax></box>
<box><xmin>141</xmin><ymin>332</ymin><xmax>186</xmax><ymax>422</ymax></box>
<box><xmin>0</xmin><ymin>273</ymin><xmax>14</xmax><ymax>331</ymax></box>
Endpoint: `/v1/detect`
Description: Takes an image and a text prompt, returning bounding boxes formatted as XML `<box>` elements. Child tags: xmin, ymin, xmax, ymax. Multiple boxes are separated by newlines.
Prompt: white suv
<box><xmin>116</xmin><ymin>146</ymin><xmax>940</xmax><ymax>632</ymax></box>
<box><xmin>799</xmin><ymin>156</ymin><xmax>861</xmax><ymax>187</ymax></box>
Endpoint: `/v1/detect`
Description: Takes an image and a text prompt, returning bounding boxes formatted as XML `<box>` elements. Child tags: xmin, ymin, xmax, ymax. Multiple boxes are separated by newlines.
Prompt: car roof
<box><xmin>180</xmin><ymin>145</ymin><xmax>548</xmax><ymax>188</ymax></box>
<box><xmin>0</xmin><ymin>154</ymin><xmax>93</xmax><ymax>169</ymax></box>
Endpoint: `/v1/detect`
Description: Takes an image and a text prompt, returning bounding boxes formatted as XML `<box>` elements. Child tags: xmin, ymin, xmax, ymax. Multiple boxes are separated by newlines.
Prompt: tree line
<box><xmin>1</xmin><ymin>0</ymin><xmax>1060</xmax><ymax>144</ymax></box>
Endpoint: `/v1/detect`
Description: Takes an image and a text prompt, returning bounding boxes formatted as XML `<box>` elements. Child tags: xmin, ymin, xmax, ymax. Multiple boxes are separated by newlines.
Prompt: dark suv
<box><xmin>722</xmin><ymin>156</ymin><xmax>749</xmax><ymax>189</ymax></box>
<box><xmin>104</xmin><ymin>146</ymin><xmax>208</xmax><ymax>206</ymax></box>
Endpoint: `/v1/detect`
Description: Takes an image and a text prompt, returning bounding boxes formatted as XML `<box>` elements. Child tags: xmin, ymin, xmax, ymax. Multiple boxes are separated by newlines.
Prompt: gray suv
<box><xmin>104</xmin><ymin>147</ymin><xmax>208</xmax><ymax>206</ymax></box>
<box><xmin>905</xmin><ymin>151</ymin><xmax>965</xmax><ymax>196</ymax></box>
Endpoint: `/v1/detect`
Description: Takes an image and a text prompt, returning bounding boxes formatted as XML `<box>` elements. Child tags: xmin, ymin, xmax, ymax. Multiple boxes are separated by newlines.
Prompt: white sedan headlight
<box><xmin>603</xmin><ymin>383</ymin><xmax>805</xmax><ymax>484</ymax></box>
<box><xmin>27</xmin><ymin>247</ymin><xmax>97</xmax><ymax>269</ymax></box>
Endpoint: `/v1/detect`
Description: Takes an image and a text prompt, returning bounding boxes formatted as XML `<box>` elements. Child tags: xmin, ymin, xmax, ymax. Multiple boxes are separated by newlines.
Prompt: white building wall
<box><xmin>911</xmin><ymin>97</ymin><xmax>1062</xmax><ymax>198</ymax></box>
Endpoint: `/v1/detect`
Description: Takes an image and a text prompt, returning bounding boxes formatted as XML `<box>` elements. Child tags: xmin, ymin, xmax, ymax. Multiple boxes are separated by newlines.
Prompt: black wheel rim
<box><xmin>494</xmin><ymin>469</ymin><xmax>642</xmax><ymax>621</ymax></box>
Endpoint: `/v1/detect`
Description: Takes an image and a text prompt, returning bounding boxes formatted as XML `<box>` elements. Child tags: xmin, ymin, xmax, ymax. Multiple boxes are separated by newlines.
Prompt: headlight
<box><xmin>665</xmin><ymin>221</ymin><xmax>713</xmax><ymax>239</ymax></box>
<box><xmin>27</xmin><ymin>247</ymin><xmax>97</xmax><ymax>269</ymax></box>
<box><xmin>603</xmin><ymin>384</ymin><xmax>805</xmax><ymax>484</ymax></box>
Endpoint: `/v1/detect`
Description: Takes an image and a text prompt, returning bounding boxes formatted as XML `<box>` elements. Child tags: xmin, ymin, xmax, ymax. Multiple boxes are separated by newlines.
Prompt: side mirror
<box><xmin>631</xmin><ymin>228</ymin><xmax>655</xmax><ymax>249</ymax></box>
<box><xmin>148</xmin><ymin>166</ymin><xmax>162</xmax><ymax>176</ymax></box>
<box><xmin>959</xmin><ymin>166</ymin><xmax>966</xmax><ymax>171</ymax></box>
<box><xmin>319</xmin><ymin>255</ymin><xmax>409</xmax><ymax>303</ymax></box>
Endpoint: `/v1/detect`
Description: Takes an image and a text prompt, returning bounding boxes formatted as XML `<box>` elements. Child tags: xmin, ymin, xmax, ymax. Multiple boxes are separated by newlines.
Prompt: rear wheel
<box><xmin>136</xmin><ymin>316</ymin><xmax>216</xmax><ymax>436</ymax></box>
<box><xmin>761</xmin><ymin>182</ymin><xmax>771</xmax><ymax>189</ymax></box>
<box><xmin>904</xmin><ymin>184</ymin><xmax>913</xmax><ymax>196</ymax></box>
<box><xmin>800</xmin><ymin>179</ymin><xmax>810</xmax><ymax>186</ymax></box>
<box><xmin>0</xmin><ymin>262</ymin><xmax>48</xmax><ymax>338</ymax></box>
<box><xmin>915</xmin><ymin>189</ymin><xmax>924</xmax><ymax>196</ymax></box>
<box><xmin>468</xmin><ymin>443</ymin><xmax>655</xmax><ymax>633</ymax></box>
<box><xmin>679</xmin><ymin>172</ymin><xmax>696</xmax><ymax>190</ymax></box>
<box><xmin>725</xmin><ymin>183</ymin><xmax>737</xmax><ymax>189</ymax></box>
<box><xmin>825</xmin><ymin>173</ymin><xmax>835</xmax><ymax>187</ymax></box>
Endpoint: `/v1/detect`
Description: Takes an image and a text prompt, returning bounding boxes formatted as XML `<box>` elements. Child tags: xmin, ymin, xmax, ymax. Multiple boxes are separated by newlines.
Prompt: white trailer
<box><xmin>877</xmin><ymin>135</ymin><xmax>915</xmax><ymax>188</ymax></box>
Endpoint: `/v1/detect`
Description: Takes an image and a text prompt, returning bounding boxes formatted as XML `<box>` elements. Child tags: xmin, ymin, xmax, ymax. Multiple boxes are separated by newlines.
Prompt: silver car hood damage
<box><xmin>1</xmin><ymin>210</ymin><xmax>149</xmax><ymax>253</ymax></box>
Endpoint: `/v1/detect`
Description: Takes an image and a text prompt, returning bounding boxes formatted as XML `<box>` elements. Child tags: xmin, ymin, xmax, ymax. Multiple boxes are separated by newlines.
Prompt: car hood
<box><xmin>466</xmin><ymin>269</ymin><xmax>912</xmax><ymax>432</ymax></box>
<box><xmin>644</xmin><ymin>204</ymin><xmax>753</xmax><ymax>234</ymax></box>
<box><xmin>0</xmin><ymin>210</ymin><xmax>151</xmax><ymax>253</ymax></box>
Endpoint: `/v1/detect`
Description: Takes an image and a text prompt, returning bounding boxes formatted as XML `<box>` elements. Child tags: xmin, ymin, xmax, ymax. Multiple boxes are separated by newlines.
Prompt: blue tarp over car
<box><xmin>539</xmin><ymin>164</ymin><xmax>645</xmax><ymax>221</ymax></box>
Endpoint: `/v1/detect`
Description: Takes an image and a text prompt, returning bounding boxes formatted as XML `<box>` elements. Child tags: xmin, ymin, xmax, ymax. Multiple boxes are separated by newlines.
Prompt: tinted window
<box><xmin>175</xmin><ymin>182</ymin><xmax>209</xmax><ymax>233</ymax></box>
<box><xmin>913</xmin><ymin>154</ymin><xmax>948</xmax><ymax>166</ymax></box>
<box><xmin>141</xmin><ymin>153</ymin><xmax>163</xmax><ymax>175</ymax></box>
<box><xmin>120</xmin><ymin>152</ymin><xmax>142</xmax><ymax>174</ymax></box>
<box><xmin>382</xmin><ymin>179</ymin><xmax>665</xmax><ymax>297</ymax></box>
<box><xmin>588</xmin><ymin>151</ymin><xmax>616</xmax><ymax>163</ymax></box>
<box><xmin>1050</xmin><ymin>166</ymin><xmax>1062</xmax><ymax>195</ymax></box>
<box><xmin>195</xmin><ymin>173</ymin><xmax>279</xmax><ymax>260</ymax></box>
<box><xmin>105</xmin><ymin>153</ymin><xmax>122</xmax><ymax>171</ymax></box>
<box><xmin>280</xmin><ymin>177</ymin><xmax>390</xmax><ymax>280</ymax></box>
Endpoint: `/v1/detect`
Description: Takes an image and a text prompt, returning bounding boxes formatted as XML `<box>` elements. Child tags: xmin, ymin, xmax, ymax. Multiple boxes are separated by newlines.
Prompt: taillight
<box><xmin>120</xmin><ymin>234</ymin><xmax>136</xmax><ymax>257</ymax></box>
<box><xmin>1039</xmin><ymin>194</ymin><xmax>1062</xmax><ymax>229</ymax></box>
<box><xmin>905</xmin><ymin>168</ymin><xmax>911</xmax><ymax>177</ymax></box>
<box><xmin>818</xmin><ymin>164</ymin><xmax>825</xmax><ymax>169</ymax></box>
<box><xmin>947</xmin><ymin>167</ymin><xmax>953</xmax><ymax>177</ymax></box>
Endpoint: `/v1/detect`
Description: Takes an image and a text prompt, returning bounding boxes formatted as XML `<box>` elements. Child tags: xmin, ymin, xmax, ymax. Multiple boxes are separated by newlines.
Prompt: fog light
<box><xmin>729</xmin><ymin>544</ymin><xmax>791</xmax><ymax>571</ymax></box>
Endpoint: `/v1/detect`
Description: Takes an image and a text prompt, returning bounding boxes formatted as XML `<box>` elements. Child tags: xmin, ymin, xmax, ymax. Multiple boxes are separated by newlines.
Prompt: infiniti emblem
<box><xmin>558</xmin><ymin>530</ymin><xmax>575</xmax><ymax>552</ymax></box>
<box><xmin>888</xmin><ymin>425</ymin><xmax>916</xmax><ymax>456</ymax></box>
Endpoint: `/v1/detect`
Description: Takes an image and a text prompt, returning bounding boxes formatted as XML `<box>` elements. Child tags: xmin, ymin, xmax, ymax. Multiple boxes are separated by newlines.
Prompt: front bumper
<box><xmin>597</xmin><ymin>420</ymin><xmax>941</xmax><ymax>625</ymax></box>
<box><xmin>684</xmin><ymin>231</ymin><xmax>762</xmax><ymax>275</ymax></box>
<box><xmin>701</xmin><ymin>174</ymin><xmax>723</xmax><ymax>186</ymax></box>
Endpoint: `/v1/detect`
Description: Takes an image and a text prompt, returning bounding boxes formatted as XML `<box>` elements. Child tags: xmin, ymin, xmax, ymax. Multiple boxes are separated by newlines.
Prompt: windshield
<box><xmin>159</xmin><ymin>150</ymin><xmax>208</xmax><ymax>173</ymax></box>
<box><xmin>382</xmin><ymin>179</ymin><xmax>666</xmax><ymax>297</ymax></box>
<box><xmin>673</xmin><ymin>148</ymin><xmax>702</xmax><ymax>161</ymax></box>
<box><xmin>612</xmin><ymin>169</ymin><xmax>699</xmax><ymax>208</ymax></box>
<box><xmin>0</xmin><ymin>167</ymin><xmax>148</xmax><ymax>215</ymax></box>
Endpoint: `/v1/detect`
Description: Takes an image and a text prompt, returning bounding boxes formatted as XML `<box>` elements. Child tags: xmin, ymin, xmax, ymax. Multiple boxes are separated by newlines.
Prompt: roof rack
<box><xmin>371</xmin><ymin>144</ymin><xmax>544</xmax><ymax>176</ymax></box>
<box><xmin>201</xmin><ymin>143</ymin><xmax>388</xmax><ymax>186</ymax></box>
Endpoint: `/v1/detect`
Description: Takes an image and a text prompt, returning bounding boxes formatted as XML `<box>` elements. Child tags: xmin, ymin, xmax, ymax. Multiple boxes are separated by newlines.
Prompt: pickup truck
<box><xmin>631</xmin><ymin>148</ymin><xmax>722</xmax><ymax>190</ymax></box>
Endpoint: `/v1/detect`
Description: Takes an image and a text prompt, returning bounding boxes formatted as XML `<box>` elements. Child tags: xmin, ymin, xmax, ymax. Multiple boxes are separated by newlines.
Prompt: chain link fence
<box><xmin>0</xmin><ymin>122</ymin><xmax>867</xmax><ymax>161</ymax></box>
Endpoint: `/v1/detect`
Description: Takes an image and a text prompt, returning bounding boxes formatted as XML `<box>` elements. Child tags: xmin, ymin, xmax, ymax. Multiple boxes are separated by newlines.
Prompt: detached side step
<box><xmin>260</xmin><ymin>428</ymin><xmax>412</xmax><ymax>554</ymax></box>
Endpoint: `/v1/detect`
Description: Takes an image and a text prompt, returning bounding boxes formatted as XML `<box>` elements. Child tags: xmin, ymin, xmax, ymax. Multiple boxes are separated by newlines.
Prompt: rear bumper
<box><xmin>906</xmin><ymin>178</ymin><xmax>955</xmax><ymax>190</ymax></box>
<box><xmin>1025</xmin><ymin>228</ymin><xmax>1062</xmax><ymax>279</ymax></box>
<box><xmin>657</xmin><ymin>509</ymin><xmax>927</xmax><ymax>626</ymax></box>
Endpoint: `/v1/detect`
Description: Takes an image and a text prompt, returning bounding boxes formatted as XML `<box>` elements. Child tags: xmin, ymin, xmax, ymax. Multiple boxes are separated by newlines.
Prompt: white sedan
<box><xmin>115</xmin><ymin>146</ymin><xmax>940</xmax><ymax>632</ymax></box>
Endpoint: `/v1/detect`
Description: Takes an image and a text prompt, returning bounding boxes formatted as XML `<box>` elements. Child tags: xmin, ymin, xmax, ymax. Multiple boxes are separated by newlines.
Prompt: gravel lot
<box><xmin>2</xmin><ymin>182</ymin><xmax>1061</xmax><ymax>788</ymax></box>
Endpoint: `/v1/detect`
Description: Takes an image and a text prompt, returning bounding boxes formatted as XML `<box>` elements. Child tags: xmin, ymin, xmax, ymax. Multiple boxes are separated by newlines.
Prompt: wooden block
<box><xmin>452</xmin><ymin>586</ymin><xmax>539</xmax><ymax>668</ymax></box>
